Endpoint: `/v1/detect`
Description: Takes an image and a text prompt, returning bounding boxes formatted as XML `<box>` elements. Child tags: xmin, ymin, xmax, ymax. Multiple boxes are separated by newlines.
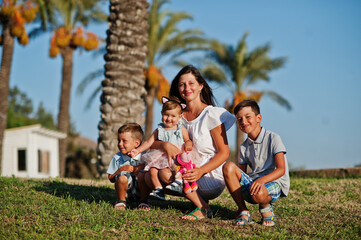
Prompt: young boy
<box><xmin>107</xmin><ymin>123</ymin><xmax>147</xmax><ymax>210</ymax></box>
<box><xmin>223</xmin><ymin>99</ymin><xmax>289</xmax><ymax>226</ymax></box>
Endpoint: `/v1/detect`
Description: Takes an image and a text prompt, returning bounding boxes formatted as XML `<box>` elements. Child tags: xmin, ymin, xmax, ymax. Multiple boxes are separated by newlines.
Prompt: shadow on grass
<box><xmin>32</xmin><ymin>179</ymin><xmax>234</xmax><ymax>220</ymax></box>
<box><xmin>34</xmin><ymin>180</ymin><xmax>115</xmax><ymax>204</ymax></box>
<box><xmin>148</xmin><ymin>196</ymin><xmax>234</xmax><ymax>220</ymax></box>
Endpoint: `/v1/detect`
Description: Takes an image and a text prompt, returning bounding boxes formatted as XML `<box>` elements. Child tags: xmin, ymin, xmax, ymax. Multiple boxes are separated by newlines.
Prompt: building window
<box><xmin>38</xmin><ymin>150</ymin><xmax>50</xmax><ymax>174</ymax></box>
<box><xmin>18</xmin><ymin>149</ymin><xmax>26</xmax><ymax>171</ymax></box>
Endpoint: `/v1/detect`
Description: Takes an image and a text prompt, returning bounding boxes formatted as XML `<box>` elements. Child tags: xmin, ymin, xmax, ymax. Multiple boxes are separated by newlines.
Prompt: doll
<box><xmin>175</xmin><ymin>152</ymin><xmax>198</xmax><ymax>194</ymax></box>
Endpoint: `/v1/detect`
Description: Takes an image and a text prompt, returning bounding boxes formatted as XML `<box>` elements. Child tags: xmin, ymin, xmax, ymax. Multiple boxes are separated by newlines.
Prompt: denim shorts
<box><xmin>239</xmin><ymin>170</ymin><xmax>281</xmax><ymax>204</ymax></box>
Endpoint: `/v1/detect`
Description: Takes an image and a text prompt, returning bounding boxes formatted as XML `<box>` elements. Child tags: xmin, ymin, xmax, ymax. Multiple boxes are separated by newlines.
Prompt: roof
<box><xmin>5</xmin><ymin>124</ymin><xmax>67</xmax><ymax>139</ymax></box>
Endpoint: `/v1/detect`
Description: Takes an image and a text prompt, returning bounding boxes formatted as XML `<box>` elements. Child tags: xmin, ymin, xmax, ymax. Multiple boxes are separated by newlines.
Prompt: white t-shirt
<box><xmin>181</xmin><ymin>106</ymin><xmax>236</xmax><ymax>199</ymax></box>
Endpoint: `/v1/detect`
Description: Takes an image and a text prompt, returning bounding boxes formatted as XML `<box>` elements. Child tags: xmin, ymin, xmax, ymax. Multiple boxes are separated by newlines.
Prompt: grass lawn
<box><xmin>0</xmin><ymin>176</ymin><xmax>360</xmax><ymax>239</ymax></box>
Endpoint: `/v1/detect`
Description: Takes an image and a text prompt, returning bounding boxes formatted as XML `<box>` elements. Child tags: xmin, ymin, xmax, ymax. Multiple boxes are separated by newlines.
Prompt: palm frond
<box><xmin>77</xmin><ymin>69</ymin><xmax>104</xmax><ymax>95</ymax></box>
<box><xmin>201</xmin><ymin>64</ymin><xmax>233</xmax><ymax>88</ymax></box>
<box><xmin>35</xmin><ymin>0</ymin><xmax>48</xmax><ymax>30</ymax></box>
<box><xmin>208</xmin><ymin>39</ymin><xmax>228</xmax><ymax>62</ymax></box>
<box><xmin>262</xmin><ymin>90</ymin><xmax>292</xmax><ymax>111</ymax></box>
<box><xmin>157</xmin><ymin>12</ymin><xmax>193</xmax><ymax>48</ymax></box>
<box><xmin>84</xmin><ymin>85</ymin><xmax>102</xmax><ymax>110</ymax></box>
<box><xmin>171</xmin><ymin>59</ymin><xmax>189</xmax><ymax>69</ymax></box>
<box><xmin>234</xmin><ymin>32</ymin><xmax>248</xmax><ymax>76</ymax></box>
<box><xmin>28</xmin><ymin>27</ymin><xmax>46</xmax><ymax>39</ymax></box>
<box><xmin>157</xmin><ymin>30</ymin><xmax>206</xmax><ymax>61</ymax></box>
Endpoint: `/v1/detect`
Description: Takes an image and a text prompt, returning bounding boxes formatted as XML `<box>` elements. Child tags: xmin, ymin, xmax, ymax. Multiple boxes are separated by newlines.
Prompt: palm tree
<box><xmin>97</xmin><ymin>0</ymin><xmax>149</xmax><ymax>175</ymax></box>
<box><xmin>202</xmin><ymin>32</ymin><xmax>291</xmax><ymax>151</ymax></box>
<box><xmin>77</xmin><ymin>0</ymin><xmax>207</xmax><ymax>139</ymax></box>
<box><xmin>0</xmin><ymin>0</ymin><xmax>46</xmax><ymax>174</ymax></box>
<box><xmin>144</xmin><ymin>0</ymin><xmax>207</xmax><ymax>138</ymax></box>
<box><xmin>45</xmin><ymin>0</ymin><xmax>107</xmax><ymax>177</ymax></box>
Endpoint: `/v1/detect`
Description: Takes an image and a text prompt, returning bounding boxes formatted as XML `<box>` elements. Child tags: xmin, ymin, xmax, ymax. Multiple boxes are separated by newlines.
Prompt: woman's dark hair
<box><xmin>169</xmin><ymin>65</ymin><xmax>215</xmax><ymax>106</ymax></box>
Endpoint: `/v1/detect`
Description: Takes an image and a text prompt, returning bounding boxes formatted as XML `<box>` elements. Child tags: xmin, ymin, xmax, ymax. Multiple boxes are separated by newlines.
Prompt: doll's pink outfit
<box><xmin>176</xmin><ymin>152</ymin><xmax>198</xmax><ymax>194</ymax></box>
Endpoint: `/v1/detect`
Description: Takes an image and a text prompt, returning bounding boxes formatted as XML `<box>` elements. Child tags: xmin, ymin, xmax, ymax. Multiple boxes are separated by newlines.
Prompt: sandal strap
<box><xmin>186</xmin><ymin>208</ymin><xmax>212</xmax><ymax>220</ymax></box>
<box><xmin>115</xmin><ymin>201</ymin><xmax>127</xmax><ymax>208</ymax></box>
<box><xmin>261</xmin><ymin>215</ymin><xmax>276</xmax><ymax>225</ymax></box>
<box><xmin>186</xmin><ymin>213</ymin><xmax>199</xmax><ymax>220</ymax></box>
<box><xmin>233</xmin><ymin>211</ymin><xmax>253</xmax><ymax>226</ymax></box>
<box><xmin>192</xmin><ymin>207</ymin><xmax>206</xmax><ymax>214</ymax></box>
<box><xmin>259</xmin><ymin>204</ymin><xmax>276</xmax><ymax>226</ymax></box>
<box><xmin>138</xmin><ymin>202</ymin><xmax>150</xmax><ymax>210</ymax></box>
<box><xmin>239</xmin><ymin>210</ymin><xmax>251</xmax><ymax>218</ymax></box>
<box><xmin>173</xmin><ymin>180</ymin><xmax>182</xmax><ymax>185</ymax></box>
<box><xmin>259</xmin><ymin>204</ymin><xmax>273</xmax><ymax>214</ymax></box>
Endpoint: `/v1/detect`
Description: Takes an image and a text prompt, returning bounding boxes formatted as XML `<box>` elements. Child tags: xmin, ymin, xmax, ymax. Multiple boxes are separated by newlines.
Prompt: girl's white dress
<box><xmin>142</xmin><ymin>123</ymin><xmax>185</xmax><ymax>171</ymax></box>
<box><xmin>181</xmin><ymin>106</ymin><xmax>236</xmax><ymax>200</ymax></box>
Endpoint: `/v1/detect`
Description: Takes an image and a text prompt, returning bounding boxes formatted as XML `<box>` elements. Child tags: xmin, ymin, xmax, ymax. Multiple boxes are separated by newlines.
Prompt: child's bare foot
<box><xmin>114</xmin><ymin>201</ymin><xmax>127</xmax><ymax>210</ymax></box>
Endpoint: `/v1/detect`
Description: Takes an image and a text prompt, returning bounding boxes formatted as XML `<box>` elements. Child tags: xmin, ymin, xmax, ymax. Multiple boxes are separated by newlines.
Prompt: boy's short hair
<box><xmin>118</xmin><ymin>123</ymin><xmax>144</xmax><ymax>142</ymax></box>
<box><xmin>234</xmin><ymin>99</ymin><xmax>261</xmax><ymax>116</ymax></box>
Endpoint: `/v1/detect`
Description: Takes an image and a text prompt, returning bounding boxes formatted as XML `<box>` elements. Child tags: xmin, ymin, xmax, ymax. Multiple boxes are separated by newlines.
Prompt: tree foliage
<box><xmin>76</xmin><ymin>0</ymin><xmax>207</xmax><ymax>138</ymax></box>
<box><xmin>0</xmin><ymin>0</ymin><xmax>48</xmax><ymax>176</ymax></box>
<box><xmin>42</xmin><ymin>0</ymin><xmax>106</xmax><ymax>177</ymax></box>
<box><xmin>7</xmin><ymin>86</ymin><xmax>56</xmax><ymax>129</ymax></box>
<box><xmin>202</xmin><ymin>33</ymin><xmax>291</xmax><ymax>149</ymax></box>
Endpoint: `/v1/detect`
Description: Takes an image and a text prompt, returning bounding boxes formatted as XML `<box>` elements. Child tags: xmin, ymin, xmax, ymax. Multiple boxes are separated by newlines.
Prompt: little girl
<box><xmin>129</xmin><ymin>96</ymin><xmax>193</xmax><ymax>200</ymax></box>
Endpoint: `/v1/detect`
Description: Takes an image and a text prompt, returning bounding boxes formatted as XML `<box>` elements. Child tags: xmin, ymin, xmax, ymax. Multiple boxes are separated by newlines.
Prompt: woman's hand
<box><xmin>183</xmin><ymin>168</ymin><xmax>204</xmax><ymax>182</ymax></box>
<box><xmin>163</xmin><ymin>142</ymin><xmax>182</xmax><ymax>161</ymax></box>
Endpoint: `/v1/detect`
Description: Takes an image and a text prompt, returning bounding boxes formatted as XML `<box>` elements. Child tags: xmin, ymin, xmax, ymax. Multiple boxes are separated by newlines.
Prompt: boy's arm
<box><xmin>182</xmin><ymin>127</ymin><xmax>193</xmax><ymax>152</ymax></box>
<box><xmin>249</xmin><ymin>152</ymin><xmax>286</xmax><ymax>196</ymax></box>
<box><xmin>108</xmin><ymin>165</ymin><xmax>135</xmax><ymax>182</ymax></box>
<box><xmin>134</xmin><ymin>163</ymin><xmax>145</xmax><ymax>176</ymax></box>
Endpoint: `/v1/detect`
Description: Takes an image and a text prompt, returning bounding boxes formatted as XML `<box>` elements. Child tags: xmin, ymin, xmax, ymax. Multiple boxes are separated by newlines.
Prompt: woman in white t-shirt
<box><xmin>147</xmin><ymin>65</ymin><xmax>235</xmax><ymax>220</ymax></box>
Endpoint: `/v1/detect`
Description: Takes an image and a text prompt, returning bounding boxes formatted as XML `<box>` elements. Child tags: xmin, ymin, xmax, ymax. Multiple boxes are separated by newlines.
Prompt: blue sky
<box><xmin>3</xmin><ymin>0</ymin><xmax>361</xmax><ymax>170</ymax></box>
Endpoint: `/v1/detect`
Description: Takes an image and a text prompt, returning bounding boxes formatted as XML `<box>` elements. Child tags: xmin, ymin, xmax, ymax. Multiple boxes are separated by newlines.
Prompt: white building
<box><xmin>1</xmin><ymin>124</ymin><xmax>66</xmax><ymax>178</ymax></box>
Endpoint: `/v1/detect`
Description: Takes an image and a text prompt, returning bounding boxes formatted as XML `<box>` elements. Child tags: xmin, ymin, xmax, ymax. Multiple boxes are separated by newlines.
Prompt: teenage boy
<box><xmin>223</xmin><ymin>100</ymin><xmax>289</xmax><ymax>226</ymax></box>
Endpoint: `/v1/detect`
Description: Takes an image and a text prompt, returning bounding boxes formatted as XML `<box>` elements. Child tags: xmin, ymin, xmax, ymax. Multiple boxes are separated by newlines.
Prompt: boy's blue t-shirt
<box><xmin>238</xmin><ymin>127</ymin><xmax>290</xmax><ymax>196</ymax></box>
<box><xmin>107</xmin><ymin>152</ymin><xmax>143</xmax><ymax>175</ymax></box>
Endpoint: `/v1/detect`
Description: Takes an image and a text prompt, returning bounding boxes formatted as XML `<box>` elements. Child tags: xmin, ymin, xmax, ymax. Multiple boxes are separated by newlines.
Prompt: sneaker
<box><xmin>149</xmin><ymin>188</ymin><xmax>166</xmax><ymax>201</ymax></box>
<box><xmin>165</xmin><ymin>180</ymin><xmax>183</xmax><ymax>194</ymax></box>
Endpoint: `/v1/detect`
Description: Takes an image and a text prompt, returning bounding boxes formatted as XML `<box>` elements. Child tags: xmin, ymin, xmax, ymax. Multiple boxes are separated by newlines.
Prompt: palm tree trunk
<box><xmin>97</xmin><ymin>0</ymin><xmax>149</xmax><ymax>177</ymax></box>
<box><xmin>0</xmin><ymin>26</ymin><xmax>15</xmax><ymax>174</ymax></box>
<box><xmin>58</xmin><ymin>46</ymin><xmax>74</xmax><ymax>178</ymax></box>
<box><xmin>144</xmin><ymin>86</ymin><xmax>156</xmax><ymax>139</ymax></box>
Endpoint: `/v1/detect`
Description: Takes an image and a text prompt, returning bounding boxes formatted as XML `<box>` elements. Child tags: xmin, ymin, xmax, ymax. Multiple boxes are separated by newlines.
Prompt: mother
<box><xmin>144</xmin><ymin>65</ymin><xmax>235</xmax><ymax>220</ymax></box>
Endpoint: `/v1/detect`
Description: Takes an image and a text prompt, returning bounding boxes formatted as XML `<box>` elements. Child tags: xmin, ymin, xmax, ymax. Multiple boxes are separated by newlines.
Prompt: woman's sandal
<box><xmin>233</xmin><ymin>211</ymin><xmax>254</xmax><ymax>226</ymax></box>
<box><xmin>259</xmin><ymin>204</ymin><xmax>276</xmax><ymax>226</ymax></box>
<box><xmin>114</xmin><ymin>200</ymin><xmax>127</xmax><ymax>210</ymax></box>
<box><xmin>183</xmin><ymin>207</ymin><xmax>213</xmax><ymax>221</ymax></box>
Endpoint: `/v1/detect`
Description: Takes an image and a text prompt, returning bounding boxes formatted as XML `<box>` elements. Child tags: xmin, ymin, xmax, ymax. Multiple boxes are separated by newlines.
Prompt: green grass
<box><xmin>1</xmin><ymin>176</ymin><xmax>360</xmax><ymax>239</ymax></box>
